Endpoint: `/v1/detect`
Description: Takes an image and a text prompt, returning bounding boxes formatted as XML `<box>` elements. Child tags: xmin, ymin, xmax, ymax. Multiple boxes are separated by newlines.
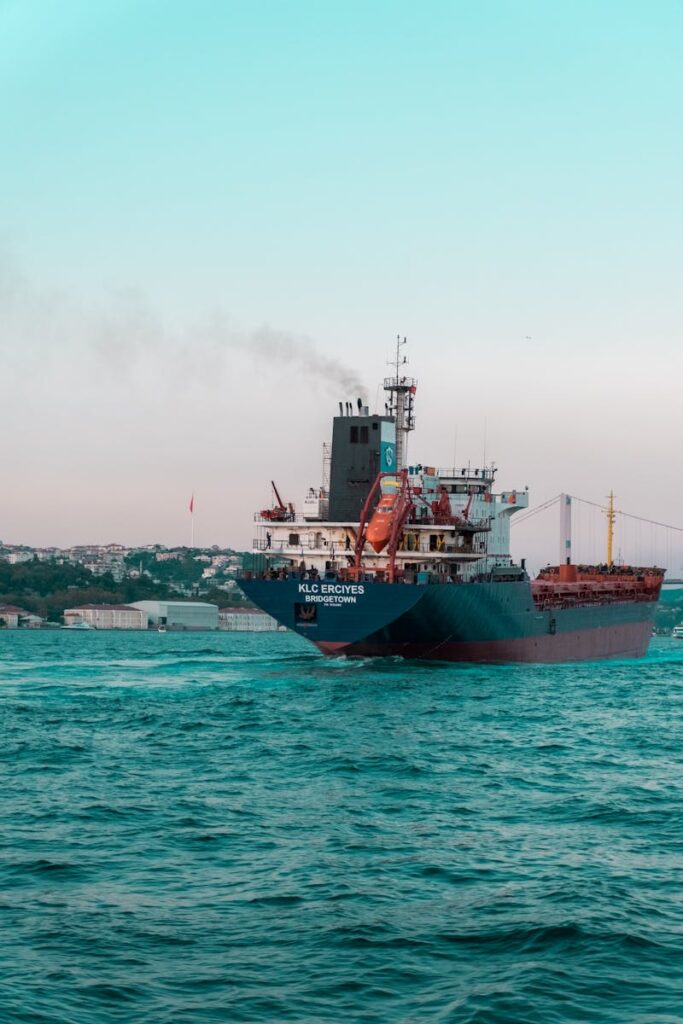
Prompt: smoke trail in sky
<box><xmin>0</xmin><ymin>256</ymin><xmax>367</xmax><ymax>401</ymax></box>
<box><xmin>193</xmin><ymin>315</ymin><xmax>367</xmax><ymax>400</ymax></box>
<box><xmin>247</xmin><ymin>325</ymin><xmax>366</xmax><ymax>399</ymax></box>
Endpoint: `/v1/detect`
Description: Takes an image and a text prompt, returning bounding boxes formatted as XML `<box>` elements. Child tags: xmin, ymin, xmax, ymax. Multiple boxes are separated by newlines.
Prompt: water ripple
<box><xmin>1</xmin><ymin>631</ymin><xmax>682</xmax><ymax>1022</ymax></box>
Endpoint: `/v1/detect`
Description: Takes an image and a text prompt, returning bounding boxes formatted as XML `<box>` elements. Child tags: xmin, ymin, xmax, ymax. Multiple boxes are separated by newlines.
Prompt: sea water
<box><xmin>1</xmin><ymin>631</ymin><xmax>682</xmax><ymax>1023</ymax></box>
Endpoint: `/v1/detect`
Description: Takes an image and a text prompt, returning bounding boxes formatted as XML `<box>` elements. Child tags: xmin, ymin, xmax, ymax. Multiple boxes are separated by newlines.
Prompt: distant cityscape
<box><xmin>0</xmin><ymin>541</ymin><xmax>244</xmax><ymax>587</ymax></box>
<box><xmin>0</xmin><ymin>541</ymin><xmax>280</xmax><ymax>631</ymax></box>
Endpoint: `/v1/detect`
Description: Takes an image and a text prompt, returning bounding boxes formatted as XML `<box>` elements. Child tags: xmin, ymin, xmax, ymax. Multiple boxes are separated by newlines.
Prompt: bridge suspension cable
<box><xmin>511</xmin><ymin>493</ymin><xmax>683</xmax><ymax>535</ymax></box>
<box><xmin>509</xmin><ymin>494</ymin><xmax>561</xmax><ymax>527</ymax></box>
<box><xmin>569</xmin><ymin>496</ymin><xmax>683</xmax><ymax>535</ymax></box>
<box><xmin>509</xmin><ymin>491</ymin><xmax>683</xmax><ymax>570</ymax></box>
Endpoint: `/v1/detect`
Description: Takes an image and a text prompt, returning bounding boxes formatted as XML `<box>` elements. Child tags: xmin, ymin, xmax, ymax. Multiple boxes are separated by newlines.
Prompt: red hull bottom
<box><xmin>316</xmin><ymin>620</ymin><xmax>653</xmax><ymax>664</ymax></box>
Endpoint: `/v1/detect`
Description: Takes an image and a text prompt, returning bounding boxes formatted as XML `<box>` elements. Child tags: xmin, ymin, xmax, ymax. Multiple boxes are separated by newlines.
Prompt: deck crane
<box><xmin>259</xmin><ymin>481</ymin><xmax>295</xmax><ymax>522</ymax></box>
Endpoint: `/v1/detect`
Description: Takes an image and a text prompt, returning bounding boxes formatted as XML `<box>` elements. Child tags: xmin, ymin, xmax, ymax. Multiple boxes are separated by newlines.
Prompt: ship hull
<box><xmin>239</xmin><ymin>578</ymin><xmax>658</xmax><ymax>664</ymax></box>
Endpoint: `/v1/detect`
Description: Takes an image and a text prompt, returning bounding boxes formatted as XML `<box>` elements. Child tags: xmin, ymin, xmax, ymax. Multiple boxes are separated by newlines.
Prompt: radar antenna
<box><xmin>383</xmin><ymin>335</ymin><xmax>416</xmax><ymax>471</ymax></box>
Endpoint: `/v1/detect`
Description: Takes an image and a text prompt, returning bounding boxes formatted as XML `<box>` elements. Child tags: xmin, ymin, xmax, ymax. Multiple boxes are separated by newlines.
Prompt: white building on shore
<box><xmin>219</xmin><ymin>607</ymin><xmax>282</xmax><ymax>631</ymax></box>
<box><xmin>130</xmin><ymin>600</ymin><xmax>218</xmax><ymax>630</ymax></box>
<box><xmin>0</xmin><ymin>604</ymin><xmax>43</xmax><ymax>628</ymax></box>
<box><xmin>63</xmin><ymin>604</ymin><xmax>149</xmax><ymax>630</ymax></box>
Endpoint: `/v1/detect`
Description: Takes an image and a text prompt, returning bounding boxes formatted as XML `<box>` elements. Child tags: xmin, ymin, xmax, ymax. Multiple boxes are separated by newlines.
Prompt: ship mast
<box><xmin>383</xmin><ymin>335</ymin><xmax>416</xmax><ymax>471</ymax></box>
<box><xmin>606</xmin><ymin>490</ymin><xmax>616</xmax><ymax>567</ymax></box>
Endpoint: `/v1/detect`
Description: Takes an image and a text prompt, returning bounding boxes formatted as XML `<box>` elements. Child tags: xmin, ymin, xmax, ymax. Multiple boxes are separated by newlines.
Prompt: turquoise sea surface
<box><xmin>1</xmin><ymin>631</ymin><xmax>682</xmax><ymax>1023</ymax></box>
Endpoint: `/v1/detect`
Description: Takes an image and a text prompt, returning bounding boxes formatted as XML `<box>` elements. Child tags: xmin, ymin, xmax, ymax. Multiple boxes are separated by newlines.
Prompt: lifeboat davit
<box><xmin>366</xmin><ymin>493</ymin><xmax>400</xmax><ymax>553</ymax></box>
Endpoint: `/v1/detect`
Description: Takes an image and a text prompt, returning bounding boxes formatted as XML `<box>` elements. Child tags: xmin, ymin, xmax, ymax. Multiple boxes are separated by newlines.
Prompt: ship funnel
<box><xmin>357</xmin><ymin>397</ymin><xmax>363</xmax><ymax>412</ymax></box>
<box><xmin>339</xmin><ymin>402</ymin><xmax>343</xmax><ymax>416</ymax></box>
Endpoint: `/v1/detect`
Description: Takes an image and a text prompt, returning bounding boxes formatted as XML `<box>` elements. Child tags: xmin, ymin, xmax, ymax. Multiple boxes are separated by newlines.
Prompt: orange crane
<box><xmin>260</xmin><ymin>481</ymin><xmax>295</xmax><ymax>522</ymax></box>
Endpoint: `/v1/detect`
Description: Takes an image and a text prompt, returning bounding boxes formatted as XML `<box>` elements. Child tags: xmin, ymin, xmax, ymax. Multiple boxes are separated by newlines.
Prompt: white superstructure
<box><xmin>255</xmin><ymin>463</ymin><xmax>527</xmax><ymax>580</ymax></box>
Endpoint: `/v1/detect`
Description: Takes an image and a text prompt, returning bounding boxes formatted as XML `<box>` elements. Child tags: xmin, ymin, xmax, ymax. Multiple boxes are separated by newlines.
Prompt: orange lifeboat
<box><xmin>366</xmin><ymin>493</ymin><xmax>400</xmax><ymax>553</ymax></box>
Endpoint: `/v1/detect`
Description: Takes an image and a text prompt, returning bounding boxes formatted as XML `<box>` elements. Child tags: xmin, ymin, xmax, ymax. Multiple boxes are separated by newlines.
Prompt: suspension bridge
<box><xmin>510</xmin><ymin>493</ymin><xmax>683</xmax><ymax>578</ymax></box>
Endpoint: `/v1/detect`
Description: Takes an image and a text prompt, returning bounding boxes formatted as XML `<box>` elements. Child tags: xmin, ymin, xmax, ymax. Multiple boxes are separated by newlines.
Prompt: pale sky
<box><xmin>1</xmin><ymin>0</ymin><xmax>682</xmax><ymax>569</ymax></box>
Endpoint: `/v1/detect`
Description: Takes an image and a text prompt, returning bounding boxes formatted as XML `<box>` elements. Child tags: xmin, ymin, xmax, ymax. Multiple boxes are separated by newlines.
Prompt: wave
<box><xmin>2</xmin><ymin>630</ymin><xmax>683</xmax><ymax>1024</ymax></box>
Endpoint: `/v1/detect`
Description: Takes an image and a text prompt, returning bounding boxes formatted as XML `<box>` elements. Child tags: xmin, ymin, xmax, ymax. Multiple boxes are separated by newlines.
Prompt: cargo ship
<box><xmin>240</xmin><ymin>346</ymin><xmax>664</xmax><ymax>662</ymax></box>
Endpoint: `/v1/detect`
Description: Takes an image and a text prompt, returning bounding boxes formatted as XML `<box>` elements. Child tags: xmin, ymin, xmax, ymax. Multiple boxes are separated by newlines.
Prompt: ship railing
<box><xmin>405</xmin><ymin>514</ymin><xmax>492</xmax><ymax>532</ymax></box>
<box><xmin>246</xmin><ymin>569</ymin><xmax>464</xmax><ymax>584</ymax></box>
<box><xmin>253</xmin><ymin>533</ymin><xmax>485</xmax><ymax>558</ymax></box>
<box><xmin>253</xmin><ymin>513</ymin><xmax>297</xmax><ymax>523</ymax></box>
<box><xmin>383</xmin><ymin>375</ymin><xmax>416</xmax><ymax>390</ymax></box>
<box><xmin>254</xmin><ymin>512</ymin><xmax>493</xmax><ymax>532</ymax></box>
<box><xmin>253</xmin><ymin>538</ymin><xmax>347</xmax><ymax>554</ymax></box>
<box><xmin>437</xmin><ymin>467</ymin><xmax>496</xmax><ymax>481</ymax></box>
<box><xmin>243</xmin><ymin>566</ymin><xmax>532</xmax><ymax>585</ymax></box>
<box><xmin>534</xmin><ymin>593</ymin><xmax>657</xmax><ymax>611</ymax></box>
<box><xmin>536</xmin><ymin>565</ymin><xmax>664</xmax><ymax>579</ymax></box>
<box><xmin>253</xmin><ymin>538</ymin><xmax>299</xmax><ymax>552</ymax></box>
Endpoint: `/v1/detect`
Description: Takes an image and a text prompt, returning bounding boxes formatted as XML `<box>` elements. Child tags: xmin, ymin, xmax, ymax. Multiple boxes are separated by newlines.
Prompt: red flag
<box><xmin>189</xmin><ymin>494</ymin><xmax>194</xmax><ymax>514</ymax></box>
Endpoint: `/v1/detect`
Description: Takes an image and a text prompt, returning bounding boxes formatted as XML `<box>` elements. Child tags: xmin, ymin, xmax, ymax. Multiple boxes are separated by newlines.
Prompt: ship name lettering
<box><xmin>298</xmin><ymin>583</ymin><xmax>364</xmax><ymax>596</ymax></box>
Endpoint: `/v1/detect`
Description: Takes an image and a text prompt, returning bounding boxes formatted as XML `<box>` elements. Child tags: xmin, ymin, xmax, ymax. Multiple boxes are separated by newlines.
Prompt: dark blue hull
<box><xmin>239</xmin><ymin>578</ymin><xmax>657</xmax><ymax>663</ymax></box>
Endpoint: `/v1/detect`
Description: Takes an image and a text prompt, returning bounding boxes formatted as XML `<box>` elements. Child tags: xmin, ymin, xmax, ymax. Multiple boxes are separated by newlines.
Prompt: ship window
<box><xmin>289</xmin><ymin>533</ymin><xmax>300</xmax><ymax>546</ymax></box>
<box><xmin>350</xmin><ymin>426</ymin><xmax>359</xmax><ymax>443</ymax></box>
<box><xmin>372</xmin><ymin>422</ymin><xmax>378</xmax><ymax>430</ymax></box>
<box><xmin>360</xmin><ymin>425</ymin><xmax>369</xmax><ymax>444</ymax></box>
